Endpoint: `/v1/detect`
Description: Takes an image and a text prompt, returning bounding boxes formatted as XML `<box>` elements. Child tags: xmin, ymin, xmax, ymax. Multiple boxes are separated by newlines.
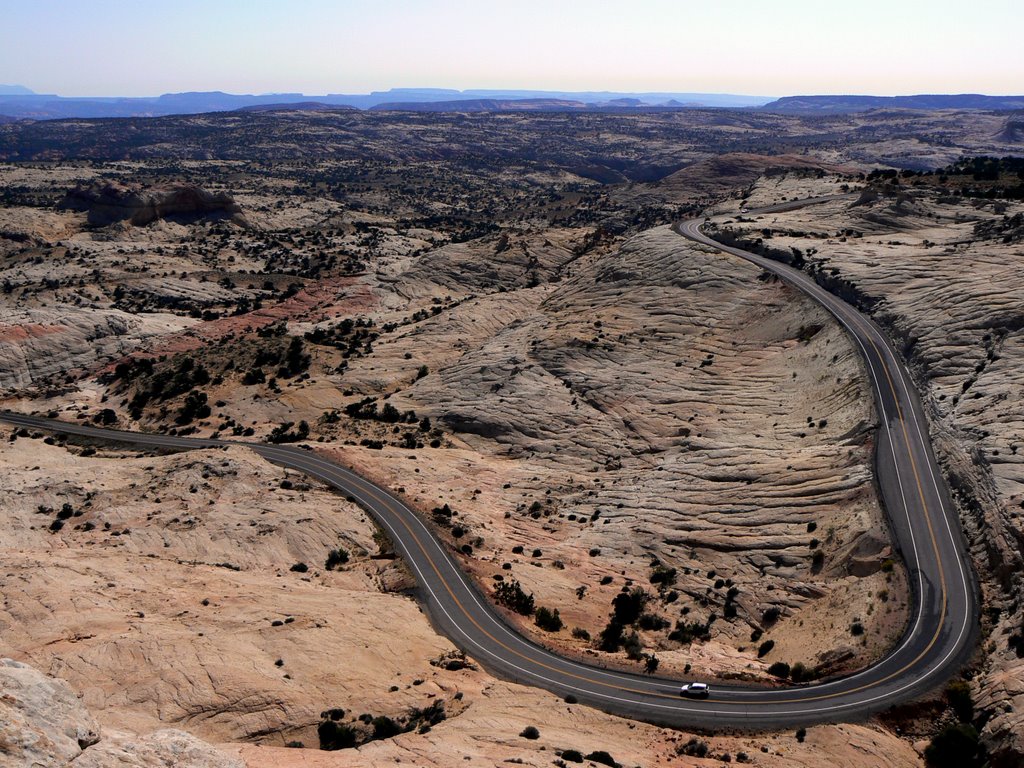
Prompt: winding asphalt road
<box><xmin>0</xmin><ymin>199</ymin><xmax>978</xmax><ymax>728</ymax></box>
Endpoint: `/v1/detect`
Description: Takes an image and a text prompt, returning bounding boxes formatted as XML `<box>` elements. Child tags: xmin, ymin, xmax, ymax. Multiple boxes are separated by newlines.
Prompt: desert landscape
<box><xmin>0</xmin><ymin>98</ymin><xmax>1022</xmax><ymax>768</ymax></box>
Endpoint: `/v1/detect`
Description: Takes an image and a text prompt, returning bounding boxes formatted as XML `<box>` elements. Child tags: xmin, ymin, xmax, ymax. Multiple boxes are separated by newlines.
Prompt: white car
<box><xmin>679</xmin><ymin>682</ymin><xmax>710</xmax><ymax>698</ymax></box>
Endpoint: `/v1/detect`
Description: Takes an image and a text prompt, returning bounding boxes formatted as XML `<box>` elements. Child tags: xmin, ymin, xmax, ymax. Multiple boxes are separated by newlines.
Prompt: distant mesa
<box><xmin>237</xmin><ymin>101</ymin><xmax>356</xmax><ymax>113</ymax></box>
<box><xmin>762</xmin><ymin>93</ymin><xmax>1024</xmax><ymax>113</ymax></box>
<box><xmin>59</xmin><ymin>181</ymin><xmax>246</xmax><ymax>227</ymax></box>
<box><xmin>0</xmin><ymin>84</ymin><xmax>35</xmax><ymax>95</ymax></box>
<box><xmin>369</xmin><ymin>98</ymin><xmax>588</xmax><ymax>112</ymax></box>
<box><xmin>0</xmin><ymin>88</ymin><xmax>771</xmax><ymax>119</ymax></box>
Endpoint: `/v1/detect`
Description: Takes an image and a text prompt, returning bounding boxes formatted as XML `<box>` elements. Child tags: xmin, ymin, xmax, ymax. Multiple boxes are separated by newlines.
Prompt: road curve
<box><xmin>0</xmin><ymin>202</ymin><xmax>978</xmax><ymax>728</ymax></box>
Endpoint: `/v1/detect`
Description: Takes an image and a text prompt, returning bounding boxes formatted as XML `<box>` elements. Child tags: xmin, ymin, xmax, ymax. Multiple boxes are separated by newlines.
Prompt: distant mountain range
<box><xmin>0</xmin><ymin>87</ymin><xmax>768</xmax><ymax>120</ymax></box>
<box><xmin>1</xmin><ymin>87</ymin><xmax>1021</xmax><ymax>121</ymax></box>
<box><xmin>0</xmin><ymin>84</ymin><xmax>35</xmax><ymax>96</ymax></box>
<box><xmin>760</xmin><ymin>94</ymin><xmax>1024</xmax><ymax>113</ymax></box>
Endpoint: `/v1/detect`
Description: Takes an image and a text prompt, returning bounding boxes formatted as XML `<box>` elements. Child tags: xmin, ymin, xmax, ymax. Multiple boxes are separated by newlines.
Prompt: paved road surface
<box><xmin>0</xmin><ymin>199</ymin><xmax>978</xmax><ymax>727</ymax></box>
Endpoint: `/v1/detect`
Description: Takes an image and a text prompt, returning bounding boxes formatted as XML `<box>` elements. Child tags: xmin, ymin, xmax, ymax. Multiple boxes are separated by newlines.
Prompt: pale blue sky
<box><xmin>1</xmin><ymin>0</ymin><xmax>1020</xmax><ymax>97</ymax></box>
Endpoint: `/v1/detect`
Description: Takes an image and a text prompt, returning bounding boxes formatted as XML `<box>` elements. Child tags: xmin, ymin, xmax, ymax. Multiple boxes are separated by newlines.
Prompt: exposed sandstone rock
<box><xmin>73</xmin><ymin>729</ymin><xmax>244</xmax><ymax>768</ymax></box>
<box><xmin>59</xmin><ymin>182</ymin><xmax>245</xmax><ymax>227</ymax></box>
<box><xmin>340</xmin><ymin>224</ymin><xmax>905</xmax><ymax>675</ymax></box>
<box><xmin>0</xmin><ymin>307</ymin><xmax>195</xmax><ymax>392</ymax></box>
<box><xmin>0</xmin><ymin>657</ymin><xmax>99</xmax><ymax>766</ymax></box>
<box><xmin>717</xmin><ymin>176</ymin><xmax>1024</xmax><ymax>764</ymax></box>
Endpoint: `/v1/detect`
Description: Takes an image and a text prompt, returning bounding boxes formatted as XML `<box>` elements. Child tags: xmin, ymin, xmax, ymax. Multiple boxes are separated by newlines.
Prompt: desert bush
<box><xmin>268</xmin><ymin>420</ymin><xmax>310</xmax><ymax>443</ymax></box>
<box><xmin>494</xmin><ymin>579</ymin><xmax>535</xmax><ymax>615</ymax></box>
<box><xmin>371</xmin><ymin>715</ymin><xmax>403</xmax><ymax>739</ymax></box>
<box><xmin>678</xmin><ymin>738</ymin><xmax>709</xmax><ymax>757</ymax></box>
<box><xmin>790</xmin><ymin>662</ymin><xmax>811</xmax><ymax>682</ymax></box>
<box><xmin>325</xmin><ymin>548</ymin><xmax>349</xmax><ymax>570</ymax></box>
<box><xmin>597</xmin><ymin>620</ymin><xmax>624</xmax><ymax>652</ymax></box>
<box><xmin>945</xmin><ymin>680</ymin><xmax>974</xmax><ymax>722</ymax></box>
<box><xmin>650</xmin><ymin>564</ymin><xmax>677</xmax><ymax>586</ymax></box>
<box><xmin>318</xmin><ymin>720</ymin><xmax>357</xmax><ymax>750</ymax></box>
<box><xmin>611</xmin><ymin>587</ymin><xmax>649</xmax><ymax>625</ymax></box>
<box><xmin>584</xmin><ymin>751</ymin><xmax>619</xmax><ymax>767</ymax></box>
<box><xmin>757</xmin><ymin>640</ymin><xmax>775</xmax><ymax>657</ymax></box>
<box><xmin>520</xmin><ymin>725</ymin><xmax>540</xmax><ymax>739</ymax></box>
<box><xmin>535</xmin><ymin>606</ymin><xmax>563</xmax><ymax>632</ymax></box>
<box><xmin>924</xmin><ymin>723</ymin><xmax>979</xmax><ymax>767</ymax></box>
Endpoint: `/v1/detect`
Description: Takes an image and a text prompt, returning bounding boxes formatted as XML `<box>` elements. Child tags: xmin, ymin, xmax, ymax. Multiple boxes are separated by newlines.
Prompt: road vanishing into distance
<box><xmin>0</xmin><ymin>198</ymin><xmax>978</xmax><ymax>728</ymax></box>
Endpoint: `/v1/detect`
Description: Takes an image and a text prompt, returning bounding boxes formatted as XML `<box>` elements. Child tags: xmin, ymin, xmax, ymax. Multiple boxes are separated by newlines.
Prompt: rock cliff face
<box><xmin>59</xmin><ymin>182</ymin><xmax>245</xmax><ymax>227</ymax></box>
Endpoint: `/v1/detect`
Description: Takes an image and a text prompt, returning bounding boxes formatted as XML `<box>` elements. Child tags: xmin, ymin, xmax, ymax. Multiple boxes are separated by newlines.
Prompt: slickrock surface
<box><xmin>0</xmin><ymin>657</ymin><xmax>242</xmax><ymax>767</ymax></box>
<box><xmin>0</xmin><ymin>434</ymin><xmax>922</xmax><ymax>768</ymax></box>
<box><xmin>0</xmin><ymin>658</ymin><xmax>99</xmax><ymax>766</ymax></box>
<box><xmin>72</xmin><ymin>729</ymin><xmax>244</xmax><ymax>768</ymax></box>
<box><xmin>713</xmin><ymin>175</ymin><xmax>1024</xmax><ymax>764</ymax></box>
<box><xmin>0</xmin><ymin>134</ymin><xmax>959</xmax><ymax>765</ymax></box>
<box><xmin>229</xmin><ymin>697</ymin><xmax>922</xmax><ymax>768</ymax></box>
<box><xmin>0</xmin><ymin>307</ymin><xmax>195</xmax><ymax>391</ymax></box>
<box><xmin>372</xmin><ymin>226</ymin><xmax>902</xmax><ymax>671</ymax></box>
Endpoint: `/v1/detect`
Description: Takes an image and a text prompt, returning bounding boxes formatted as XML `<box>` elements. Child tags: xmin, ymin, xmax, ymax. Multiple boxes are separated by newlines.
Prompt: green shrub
<box><xmin>650</xmin><ymin>565</ymin><xmax>677</xmax><ymax>586</ymax></box>
<box><xmin>584</xmin><ymin>751</ymin><xmax>619</xmax><ymax>767</ymax></box>
<box><xmin>757</xmin><ymin>640</ymin><xmax>775</xmax><ymax>657</ymax></box>
<box><xmin>611</xmin><ymin>588</ymin><xmax>649</xmax><ymax>625</ymax></box>
<box><xmin>768</xmin><ymin>661</ymin><xmax>791</xmax><ymax>679</ymax></box>
<box><xmin>371</xmin><ymin>716</ymin><xmax>403</xmax><ymax>739</ymax></box>
<box><xmin>790</xmin><ymin>662</ymin><xmax>811</xmax><ymax>682</ymax></box>
<box><xmin>494</xmin><ymin>579</ymin><xmax>535</xmax><ymax>616</ymax></box>
<box><xmin>561</xmin><ymin>749</ymin><xmax>583</xmax><ymax>762</ymax></box>
<box><xmin>317</xmin><ymin>720</ymin><xmax>357</xmax><ymax>750</ymax></box>
<box><xmin>325</xmin><ymin>548</ymin><xmax>349</xmax><ymax>570</ymax></box>
<box><xmin>597</xmin><ymin>620</ymin><xmax>624</xmax><ymax>652</ymax></box>
<box><xmin>520</xmin><ymin>725</ymin><xmax>540</xmax><ymax>739</ymax></box>
<box><xmin>535</xmin><ymin>606</ymin><xmax>563</xmax><ymax>632</ymax></box>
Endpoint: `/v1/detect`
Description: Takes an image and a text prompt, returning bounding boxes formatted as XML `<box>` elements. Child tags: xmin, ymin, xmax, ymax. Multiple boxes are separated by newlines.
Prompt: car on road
<box><xmin>679</xmin><ymin>682</ymin><xmax>710</xmax><ymax>698</ymax></box>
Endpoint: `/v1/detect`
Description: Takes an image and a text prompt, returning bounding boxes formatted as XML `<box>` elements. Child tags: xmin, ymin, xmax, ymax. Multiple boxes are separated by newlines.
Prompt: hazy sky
<box><xmin>2</xmin><ymin>0</ymin><xmax>1021</xmax><ymax>97</ymax></box>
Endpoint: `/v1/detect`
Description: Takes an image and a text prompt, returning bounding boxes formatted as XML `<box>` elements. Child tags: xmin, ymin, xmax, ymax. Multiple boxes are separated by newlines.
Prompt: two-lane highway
<box><xmin>0</xmin><ymin>201</ymin><xmax>978</xmax><ymax>728</ymax></box>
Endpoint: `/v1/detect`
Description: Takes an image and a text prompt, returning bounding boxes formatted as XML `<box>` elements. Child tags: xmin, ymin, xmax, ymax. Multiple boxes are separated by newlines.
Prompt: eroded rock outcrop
<box><xmin>72</xmin><ymin>729</ymin><xmax>244</xmax><ymax>768</ymax></box>
<box><xmin>59</xmin><ymin>182</ymin><xmax>245</xmax><ymax>227</ymax></box>
<box><xmin>0</xmin><ymin>658</ymin><xmax>99</xmax><ymax>766</ymax></box>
